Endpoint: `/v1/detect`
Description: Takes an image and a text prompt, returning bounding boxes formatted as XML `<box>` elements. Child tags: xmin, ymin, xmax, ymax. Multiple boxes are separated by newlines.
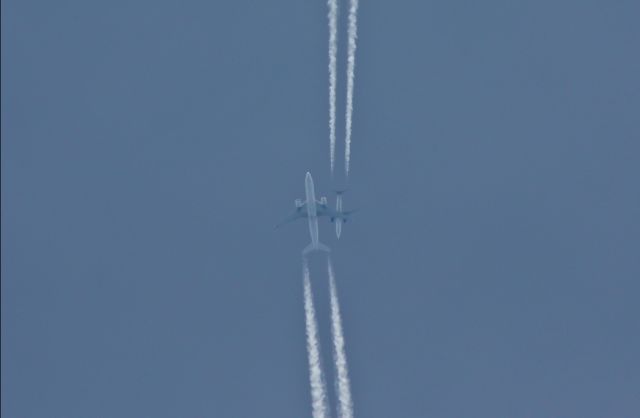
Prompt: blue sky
<box><xmin>2</xmin><ymin>1</ymin><xmax>639</xmax><ymax>416</ymax></box>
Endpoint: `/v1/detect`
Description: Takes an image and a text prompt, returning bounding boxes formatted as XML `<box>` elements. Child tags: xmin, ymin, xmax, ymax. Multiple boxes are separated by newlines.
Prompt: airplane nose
<box><xmin>306</xmin><ymin>172</ymin><xmax>312</xmax><ymax>180</ymax></box>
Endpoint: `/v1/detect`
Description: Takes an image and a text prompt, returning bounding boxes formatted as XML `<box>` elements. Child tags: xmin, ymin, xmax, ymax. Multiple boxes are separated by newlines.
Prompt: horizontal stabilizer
<box><xmin>303</xmin><ymin>242</ymin><xmax>331</xmax><ymax>255</ymax></box>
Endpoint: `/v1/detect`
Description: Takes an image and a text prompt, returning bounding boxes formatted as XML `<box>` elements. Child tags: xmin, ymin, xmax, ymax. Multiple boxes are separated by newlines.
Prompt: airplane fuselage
<box><xmin>335</xmin><ymin>193</ymin><xmax>343</xmax><ymax>239</ymax></box>
<box><xmin>305</xmin><ymin>172</ymin><xmax>320</xmax><ymax>247</ymax></box>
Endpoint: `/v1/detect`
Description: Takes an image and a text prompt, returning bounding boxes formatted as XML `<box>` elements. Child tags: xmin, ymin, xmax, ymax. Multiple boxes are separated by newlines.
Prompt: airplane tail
<box><xmin>303</xmin><ymin>242</ymin><xmax>331</xmax><ymax>256</ymax></box>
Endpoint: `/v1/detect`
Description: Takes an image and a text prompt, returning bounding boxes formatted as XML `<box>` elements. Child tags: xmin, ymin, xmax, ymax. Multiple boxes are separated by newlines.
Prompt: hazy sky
<box><xmin>2</xmin><ymin>1</ymin><xmax>639</xmax><ymax>417</ymax></box>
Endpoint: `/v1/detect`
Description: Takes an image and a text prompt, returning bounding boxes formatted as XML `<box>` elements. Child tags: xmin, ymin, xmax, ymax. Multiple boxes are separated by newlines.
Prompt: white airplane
<box><xmin>276</xmin><ymin>172</ymin><xmax>354</xmax><ymax>254</ymax></box>
<box><xmin>334</xmin><ymin>189</ymin><xmax>347</xmax><ymax>239</ymax></box>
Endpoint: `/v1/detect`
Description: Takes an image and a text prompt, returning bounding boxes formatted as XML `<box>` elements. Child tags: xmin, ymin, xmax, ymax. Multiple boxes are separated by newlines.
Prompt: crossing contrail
<box><xmin>328</xmin><ymin>258</ymin><xmax>354</xmax><ymax>418</ymax></box>
<box><xmin>303</xmin><ymin>258</ymin><xmax>330</xmax><ymax>418</ymax></box>
<box><xmin>344</xmin><ymin>0</ymin><xmax>359</xmax><ymax>176</ymax></box>
<box><xmin>328</xmin><ymin>0</ymin><xmax>338</xmax><ymax>175</ymax></box>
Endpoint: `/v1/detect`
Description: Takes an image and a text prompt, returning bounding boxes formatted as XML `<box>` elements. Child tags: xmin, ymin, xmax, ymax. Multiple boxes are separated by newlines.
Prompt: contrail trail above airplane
<box><xmin>328</xmin><ymin>258</ymin><xmax>354</xmax><ymax>418</ymax></box>
<box><xmin>303</xmin><ymin>258</ymin><xmax>330</xmax><ymax>418</ymax></box>
<box><xmin>328</xmin><ymin>0</ymin><xmax>338</xmax><ymax>175</ymax></box>
<box><xmin>344</xmin><ymin>0</ymin><xmax>359</xmax><ymax>177</ymax></box>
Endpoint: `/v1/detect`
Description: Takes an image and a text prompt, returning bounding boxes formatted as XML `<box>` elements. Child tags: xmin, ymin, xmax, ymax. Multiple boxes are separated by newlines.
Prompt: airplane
<box><xmin>329</xmin><ymin>190</ymin><xmax>356</xmax><ymax>239</ymax></box>
<box><xmin>334</xmin><ymin>189</ymin><xmax>347</xmax><ymax>239</ymax></box>
<box><xmin>276</xmin><ymin>172</ymin><xmax>354</xmax><ymax>254</ymax></box>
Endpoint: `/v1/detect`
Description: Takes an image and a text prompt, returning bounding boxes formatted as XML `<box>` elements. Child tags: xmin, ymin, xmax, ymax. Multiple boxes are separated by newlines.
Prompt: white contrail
<box><xmin>328</xmin><ymin>258</ymin><xmax>354</xmax><ymax>418</ymax></box>
<box><xmin>344</xmin><ymin>0</ymin><xmax>359</xmax><ymax>177</ymax></box>
<box><xmin>303</xmin><ymin>258</ymin><xmax>330</xmax><ymax>418</ymax></box>
<box><xmin>328</xmin><ymin>0</ymin><xmax>338</xmax><ymax>174</ymax></box>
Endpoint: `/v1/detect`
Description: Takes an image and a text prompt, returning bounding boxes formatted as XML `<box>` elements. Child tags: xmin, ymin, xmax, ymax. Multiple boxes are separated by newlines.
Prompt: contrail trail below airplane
<box><xmin>276</xmin><ymin>173</ymin><xmax>354</xmax><ymax>254</ymax></box>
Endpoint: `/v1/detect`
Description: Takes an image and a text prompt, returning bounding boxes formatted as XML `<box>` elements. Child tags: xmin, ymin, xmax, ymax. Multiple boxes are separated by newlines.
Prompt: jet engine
<box><xmin>319</xmin><ymin>196</ymin><xmax>327</xmax><ymax>205</ymax></box>
<box><xmin>295</xmin><ymin>198</ymin><xmax>303</xmax><ymax>208</ymax></box>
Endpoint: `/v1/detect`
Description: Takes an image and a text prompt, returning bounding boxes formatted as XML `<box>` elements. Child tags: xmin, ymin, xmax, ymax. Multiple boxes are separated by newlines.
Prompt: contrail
<box><xmin>344</xmin><ymin>0</ymin><xmax>359</xmax><ymax>177</ymax></box>
<box><xmin>303</xmin><ymin>257</ymin><xmax>330</xmax><ymax>418</ymax></box>
<box><xmin>328</xmin><ymin>258</ymin><xmax>354</xmax><ymax>418</ymax></box>
<box><xmin>328</xmin><ymin>0</ymin><xmax>338</xmax><ymax>174</ymax></box>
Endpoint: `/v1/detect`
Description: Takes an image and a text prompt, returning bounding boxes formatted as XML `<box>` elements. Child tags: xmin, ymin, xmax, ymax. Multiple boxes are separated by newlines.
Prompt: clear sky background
<box><xmin>2</xmin><ymin>1</ymin><xmax>639</xmax><ymax>417</ymax></box>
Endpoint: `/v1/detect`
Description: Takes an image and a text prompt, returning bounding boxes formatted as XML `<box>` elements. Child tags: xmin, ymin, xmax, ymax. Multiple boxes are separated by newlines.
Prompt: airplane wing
<box><xmin>275</xmin><ymin>205</ymin><xmax>308</xmax><ymax>229</ymax></box>
<box><xmin>316</xmin><ymin>204</ymin><xmax>340</xmax><ymax>219</ymax></box>
<box><xmin>317</xmin><ymin>204</ymin><xmax>358</xmax><ymax>221</ymax></box>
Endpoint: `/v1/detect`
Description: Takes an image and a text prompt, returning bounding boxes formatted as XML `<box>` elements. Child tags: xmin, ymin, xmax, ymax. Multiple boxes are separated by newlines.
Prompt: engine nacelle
<box><xmin>320</xmin><ymin>196</ymin><xmax>327</xmax><ymax>205</ymax></box>
<box><xmin>295</xmin><ymin>199</ymin><xmax>303</xmax><ymax>208</ymax></box>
